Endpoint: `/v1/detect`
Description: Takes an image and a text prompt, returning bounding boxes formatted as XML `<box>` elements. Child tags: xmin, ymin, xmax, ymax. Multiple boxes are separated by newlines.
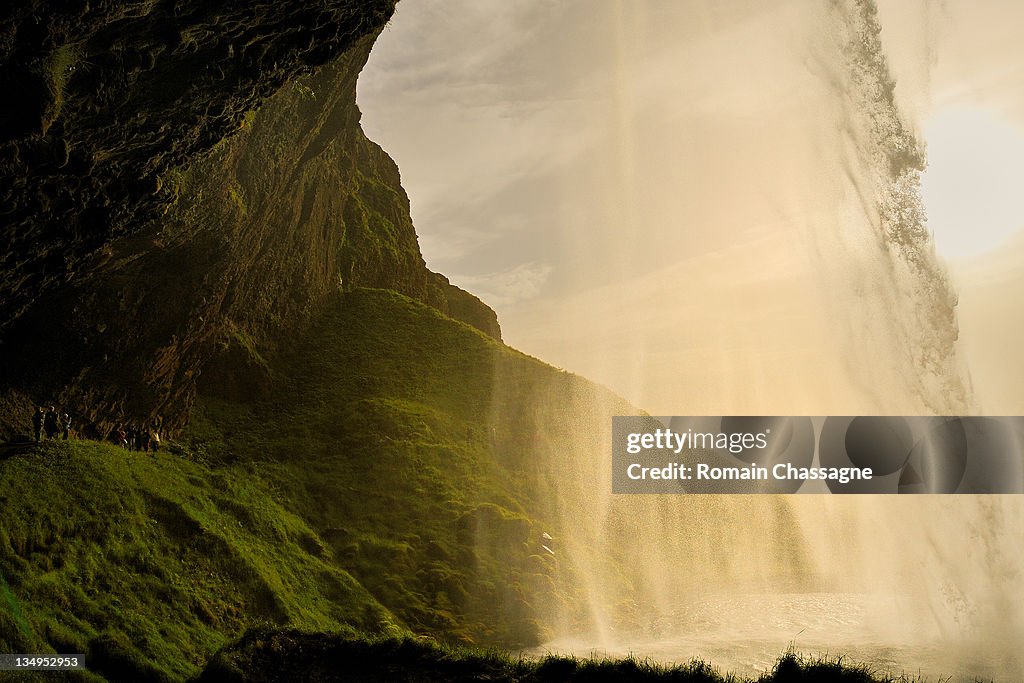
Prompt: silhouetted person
<box><xmin>61</xmin><ymin>412</ymin><xmax>71</xmax><ymax>440</ymax></box>
<box><xmin>32</xmin><ymin>407</ymin><xmax>44</xmax><ymax>442</ymax></box>
<box><xmin>150</xmin><ymin>416</ymin><xmax>164</xmax><ymax>453</ymax></box>
<box><xmin>114</xmin><ymin>423</ymin><xmax>128</xmax><ymax>448</ymax></box>
<box><xmin>43</xmin><ymin>406</ymin><xmax>59</xmax><ymax>440</ymax></box>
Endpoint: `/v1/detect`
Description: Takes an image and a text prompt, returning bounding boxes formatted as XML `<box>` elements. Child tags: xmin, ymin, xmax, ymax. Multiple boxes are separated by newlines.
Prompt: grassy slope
<box><xmin>0</xmin><ymin>288</ymin><xmax>632</xmax><ymax>680</ymax></box>
<box><xmin>0</xmin><ymin>440</ymin><xmax>398</xmax><ymax>682</ymax></box>
<box><xmin>1</xmin><ymin>289</ymin><xmax>909</xmax><ymax>682</ymax></box>
<box><xmin>188</xmin><ymin>288</ymin><xmax>637</xmax><ymax>647</ymax></box>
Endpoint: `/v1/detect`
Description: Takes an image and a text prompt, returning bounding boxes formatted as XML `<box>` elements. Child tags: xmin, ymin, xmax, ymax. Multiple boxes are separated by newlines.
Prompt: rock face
<box><xmin>0</xmin><ymin>3</ymin><xmax>500</xmax><ymax>438</ymax></box>
<box><xmin>0</xmin><ymin>0</ymin><xmax>396</xmax><ymax>332</ymax></box>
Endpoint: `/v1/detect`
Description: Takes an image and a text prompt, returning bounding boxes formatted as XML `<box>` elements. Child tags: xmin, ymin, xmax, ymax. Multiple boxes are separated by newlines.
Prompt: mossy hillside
<box><xmin>0</xmin><ymin>289</ymin><xmax>943</xmax><ymax>682</ymax></box>
<box><xmin>193</xmin><ymin>288</ymin><xmax>811</xmax><ymax>648</ymax></box>
<box><xmin>188</xmin><ymin>287</ymin><xmax>642</xmax><ymax>647</ymax></box>
<box><xmin>0</xmin><ymin>440</ymin><xmax>400</xmax><ymax>682</ymax></box>
<box><xmin>0</xmin><ymin>286</ymin><xmax>638</xmax><ymax>681</ymax></box>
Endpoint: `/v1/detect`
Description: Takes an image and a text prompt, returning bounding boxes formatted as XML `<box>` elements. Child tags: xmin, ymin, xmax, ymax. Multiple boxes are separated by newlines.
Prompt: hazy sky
<box><xmin>359</xmin><ymin>1</ymin><xmax>819</xmax><ymax>301</ymax></box>
<box><xmin>358</xmin><ymin>0</ymin><xmax>1024</xmax><ymax>413</ymax></box>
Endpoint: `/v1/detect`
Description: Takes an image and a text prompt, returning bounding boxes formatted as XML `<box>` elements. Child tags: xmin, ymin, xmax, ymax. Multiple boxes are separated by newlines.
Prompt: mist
<box><xmin>359</xmin><ymin>1</ymin><xmax>1023</xmax><ymax>680</ymax></box>
<box><xmin>361</xmin><ymin>1</ymin><xmax>971</xmax><ymax>415</ymax></box>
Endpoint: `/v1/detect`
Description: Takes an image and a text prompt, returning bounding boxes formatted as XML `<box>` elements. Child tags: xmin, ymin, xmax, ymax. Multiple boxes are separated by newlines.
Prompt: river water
<box><xmin>535</xmin><ymin>591</ymin><xmax>1020</xmax><ymax>681</ymax></box>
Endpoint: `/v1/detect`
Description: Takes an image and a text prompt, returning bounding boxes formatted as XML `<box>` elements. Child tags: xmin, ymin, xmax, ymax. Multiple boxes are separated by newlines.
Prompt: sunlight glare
<box><xmin>921</xmin><ymin>107</ymin><xmax>1024</xmax><ymax>261</ymax></box>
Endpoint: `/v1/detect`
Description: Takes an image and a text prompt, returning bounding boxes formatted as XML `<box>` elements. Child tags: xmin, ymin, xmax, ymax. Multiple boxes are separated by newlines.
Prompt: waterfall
<box><xmin>514</xmin><ymin>2</ymin><xmax>1020</xmax><ymax>679</ymax></box>
<box><xmin>360</xmin><ymin>1</ymin><xmax>1021</xmax><ymax>678</ymax></box>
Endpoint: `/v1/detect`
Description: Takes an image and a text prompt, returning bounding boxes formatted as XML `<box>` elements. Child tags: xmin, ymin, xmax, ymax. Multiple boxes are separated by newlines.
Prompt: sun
<box><xmin>920</xmin><ymin>106</ymin><xmax>1024</xmax><ymax>262</ymax></box>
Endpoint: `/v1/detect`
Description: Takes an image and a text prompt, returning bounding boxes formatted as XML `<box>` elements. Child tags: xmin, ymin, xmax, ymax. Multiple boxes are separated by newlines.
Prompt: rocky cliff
<box><xmin>0</xmin><ymin>2</ymin><xmax>499</xmax><ymax>439</ymax></box>
<box><xmin>0</xmin><ymin>0</ymin><xmax>395</xmax><ymax>330</ymax></box>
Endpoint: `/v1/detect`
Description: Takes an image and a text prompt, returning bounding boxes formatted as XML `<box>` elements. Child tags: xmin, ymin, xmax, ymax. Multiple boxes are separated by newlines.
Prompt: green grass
<box><xmin>0</xmin><ymin>287</ymin><xmax>632</xmax><ymax>680</ymax></box>
<box><xmin>0</xmin><ymin>440</ymin><xmax>399</xmax><ymax>681</ymax></box>
<box><xmin>0</xmin><ymin>288</ymin><xmax>939</xmax><ymax>682</ymax></box>
<box><xmin>187</xmin><ymin>288</ymin><xmax>638</xmax><ymax>648</ymax></box>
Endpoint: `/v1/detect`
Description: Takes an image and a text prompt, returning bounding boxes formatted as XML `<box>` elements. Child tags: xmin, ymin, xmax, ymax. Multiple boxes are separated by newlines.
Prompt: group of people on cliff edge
<box><xmin>31</xmin><ymin>407</ymin><xmax>165</xmax><ymax>453</ymax></box>
<box><xmin>31</xmin><ymin>405</ymin><xmax>72</xmax><ymax>442</ymax></box>
<box><xmin>111</xmin><ymin>419</ymin><xmax>163</xmax><ymax>453</ymax></box>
